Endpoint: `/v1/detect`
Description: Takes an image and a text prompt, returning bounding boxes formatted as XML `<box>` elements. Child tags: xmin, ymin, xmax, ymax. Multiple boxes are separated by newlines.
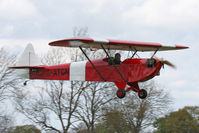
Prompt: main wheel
<box><xmin>116</xmin><ymin>89</ymin><xmax>126</xmax><ymax>99</ymax></box>
<box><xmin>138</xmin><ymin>89</ymin><xmax>147</xmax><ymax>99</ymax></box>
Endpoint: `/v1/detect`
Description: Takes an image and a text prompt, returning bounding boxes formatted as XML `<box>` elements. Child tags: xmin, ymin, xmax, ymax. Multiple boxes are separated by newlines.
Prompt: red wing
<box><xmin>49</xmin><ymin>37</ymin><xmax>189</xmax><ymax>51</ymax></box>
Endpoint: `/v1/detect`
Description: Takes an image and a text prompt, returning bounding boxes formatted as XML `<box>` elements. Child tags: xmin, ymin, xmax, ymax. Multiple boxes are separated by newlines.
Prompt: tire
<box><xmin>116</xmin><ymin>89</ymin><xmax>126</xmax><ymax>99</ymax></box>
<box><xmin>138</xmin><ymin>89</ymin><xmax>147</xmax><ymax>99</ymax></box>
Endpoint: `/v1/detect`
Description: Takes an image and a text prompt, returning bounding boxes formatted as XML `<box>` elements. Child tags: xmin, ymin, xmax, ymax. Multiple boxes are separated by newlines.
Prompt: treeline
<box><xmin>2</xmin><ymin>106</ymin><xmax>199</xmax><ymax>133</ymax></box>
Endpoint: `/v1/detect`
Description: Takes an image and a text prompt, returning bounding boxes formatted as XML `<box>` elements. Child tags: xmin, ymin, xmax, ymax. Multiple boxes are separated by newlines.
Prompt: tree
<box><xmin>153</xmin><ymin>106</ymin><xmax>199</xmax><ymax>133</ymax></box>
<box><xmin>73</xmin><ymin>82</ymin><xmax>116</xmax><ymax>133</ymax></box>
<box><xmin>121</xmin><ymin>82</ymin><xmax>172</xmax><ymax>133</ymax></box>
<box><xmin>92</xmin><ymin>81</ymin><xmax>172</xmax><ymax>133</ymax></box>
<box><xmin>0</xmin><ymin>48</ymin><xmax>18</xmax><ymax>101</ymax></box>
<box><xmin>6</xmin><ymin>125</ymin><xmax>41</xmax><ymax>133</ymax></box>
<box><xmin>0</xmin><ymin>48</ymin><xmax>19</xmax><ymax>132</ymax></box>
<box><xmin>94</xmin><ymin>110</ymin><xmax>129</xmax><ymax>133</ymax></box>
<box><xmin>0</xmin><ymin>115</ymin><xmax>14</xmax><ymax>133</ymax></box>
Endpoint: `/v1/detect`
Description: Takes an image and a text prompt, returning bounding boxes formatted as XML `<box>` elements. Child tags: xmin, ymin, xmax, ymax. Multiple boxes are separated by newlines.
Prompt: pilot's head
<box><xmin>115</xmin><ymin>53</ymin><xmax>121</xmax><ymax>61</ymax></box>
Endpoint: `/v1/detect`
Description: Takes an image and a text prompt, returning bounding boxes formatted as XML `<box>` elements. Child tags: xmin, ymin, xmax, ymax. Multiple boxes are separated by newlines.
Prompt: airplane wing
<box><xmin>49</xmin><ymin>37</ymin><xmax>189</xmax><ymax>51</ymax></box>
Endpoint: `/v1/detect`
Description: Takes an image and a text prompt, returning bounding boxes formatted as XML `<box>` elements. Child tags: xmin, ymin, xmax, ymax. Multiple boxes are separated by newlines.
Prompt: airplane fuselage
<box><xmin>29</xmin><ymin>58</ymin><xmax>162</xmax><ymax>83</ymax></box>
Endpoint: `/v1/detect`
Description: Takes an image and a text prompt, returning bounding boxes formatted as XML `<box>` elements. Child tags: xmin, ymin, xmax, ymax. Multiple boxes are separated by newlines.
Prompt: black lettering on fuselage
<box><xmin>46</xmin><ymin>70</ymin><xmax>50</xmax><ymax>77</ymax></box>
<box><xmin>61</xmin><ymin>69</ymin><xmax>65</xmax><ymax>76</ymax></box>
<box><xmin>57</xmin><ymin>69</ymin><xmax>60</xmax><ymax>76</ymax></box>
<box><xmin>46</xmin><ymin>68</ymin><xmax>69</xmax><ymax>77</ymax></box>
<box><xmin>53</xmin><ymin>69</ymin><xmax>58</xmax><ymax>76</ymax></box>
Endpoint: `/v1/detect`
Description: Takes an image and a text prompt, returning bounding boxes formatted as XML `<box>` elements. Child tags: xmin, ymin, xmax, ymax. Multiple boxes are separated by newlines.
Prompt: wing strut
<box><xmin>131</xmin><ymin>50</ymin><xmax>137</xmax><ymax>58</ymax></box>
<box><xmin>79</xmin><ymin>46</ymin><xmax>106</xmax><ymax>82</ymax></box>
<box><xmin>129</xmin><ymin>46</ymin><xmax>138</xmax><ymax>58</ymax></box>
<box><xmin>151</xmin><ymin>48</ymin><xmax>159</xmax><ymax>58</ymax></box>
<box><xmin>100</xmin><ymin>44</ymin><xmax>126</xmax><ymax>82</ymax></box>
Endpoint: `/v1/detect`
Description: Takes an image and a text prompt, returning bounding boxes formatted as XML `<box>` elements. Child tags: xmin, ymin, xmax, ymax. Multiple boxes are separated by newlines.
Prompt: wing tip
<box><xmin>49</xmin><ymin>38</ymin><xmax>94</xmax><ymax>46</ymax></box>
<box><xmin>49</xmin><ymin>40</ymin><xmax>70</xmax><ymax>47</ymax></box>
<box><xmin>176</xmin><ymin>45</ymin><xmax>189</xmax><ymax>49</ymax></box>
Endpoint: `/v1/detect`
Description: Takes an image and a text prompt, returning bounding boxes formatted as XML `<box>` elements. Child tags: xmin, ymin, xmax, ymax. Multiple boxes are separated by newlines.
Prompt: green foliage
<box><xmin>7</xmin><ymin>125</ymin><xmax>41</xmax><ymax>133</ymax></box>
<box><xmin>94</xmin><ymin>110</ymin><xmax>129</xmax><ymax>133</ymax></box>
<box><xmin>154</xmin><ymin>106</ymin><xmax>199</xmax><ymax>133</ymax></box>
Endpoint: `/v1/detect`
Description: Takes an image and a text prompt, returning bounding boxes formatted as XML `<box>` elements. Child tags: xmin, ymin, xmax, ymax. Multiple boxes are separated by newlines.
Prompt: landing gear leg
<box><xmin>127</xmin><ymin>83</ymin><xmax>147</xmax><ymax>99</ymax></box>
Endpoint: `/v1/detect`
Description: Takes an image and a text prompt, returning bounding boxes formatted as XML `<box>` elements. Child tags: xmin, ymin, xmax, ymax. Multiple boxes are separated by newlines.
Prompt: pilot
<box><xmin>114</xmin><ymin>53</ymin><xmax>121</xmax><ymax>65</ymax></box>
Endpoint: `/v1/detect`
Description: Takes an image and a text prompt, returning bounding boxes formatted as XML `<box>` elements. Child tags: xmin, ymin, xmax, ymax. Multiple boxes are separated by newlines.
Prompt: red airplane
<box><xmin>10</xmin><ymin>38</ymin><xmax>188</xmax><ymax>99</ymax></box>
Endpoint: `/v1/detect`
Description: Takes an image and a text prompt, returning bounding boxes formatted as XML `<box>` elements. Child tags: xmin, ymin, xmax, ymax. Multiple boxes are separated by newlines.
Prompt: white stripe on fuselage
<box><xmin>70</xmin><ymin>61</ymin><xmax>87</xmax><ymax>81</ymax></box>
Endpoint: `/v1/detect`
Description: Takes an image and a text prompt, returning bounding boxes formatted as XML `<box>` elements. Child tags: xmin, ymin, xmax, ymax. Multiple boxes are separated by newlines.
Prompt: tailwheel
<box><xmin>116</xmin><ymin>89</ymin><xmax>126</xmax><ymax>99</ymax></box>
<box><xmin>138</xmin><ymin>89</ymin><xmax>147</xmax><ymax>99</ymax></box>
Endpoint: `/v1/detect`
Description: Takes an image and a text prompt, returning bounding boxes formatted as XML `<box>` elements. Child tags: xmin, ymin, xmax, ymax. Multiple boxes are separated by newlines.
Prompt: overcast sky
<box><xmin>0</xmin><ymin>0</ymin><xmax>199</xmax><ymax>110</ymax></box>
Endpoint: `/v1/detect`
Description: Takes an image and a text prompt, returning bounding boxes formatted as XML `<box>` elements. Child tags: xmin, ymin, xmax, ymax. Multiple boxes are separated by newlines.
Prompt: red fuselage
<box><xmin>29</xmin><ymin>58</ymin><xmax>162</xmax><ymax>84</ymax></box>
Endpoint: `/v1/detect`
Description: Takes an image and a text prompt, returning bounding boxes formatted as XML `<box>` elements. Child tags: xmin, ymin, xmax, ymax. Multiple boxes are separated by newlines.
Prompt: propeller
<box><xmin>154</xmin><ymin>56</ymin><xmax>176</xmax><ymax>69</ymax></box>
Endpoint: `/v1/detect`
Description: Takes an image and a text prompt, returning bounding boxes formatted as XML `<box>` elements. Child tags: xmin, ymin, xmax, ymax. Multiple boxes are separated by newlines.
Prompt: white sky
<box><xmin>0</xmin><ymin>0</ymin><xmax>198</xmax><ymax>110</ymax></box>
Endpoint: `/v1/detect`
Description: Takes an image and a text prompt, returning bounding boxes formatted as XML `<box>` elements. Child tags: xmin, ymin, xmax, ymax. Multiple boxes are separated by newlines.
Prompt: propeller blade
<box><xmin>153</xmin><ymin>56</ymin><xmax>163</xmax><ymax>62</ymax></box>
<box><xmin>153</xmin><ymin>56</ymin><xmax>176</xmax><ymax>69</ymax></box>
<box><xmin>163</xmin><ymin>60</ymin><xmax>176</xmax><ymax>69</ymax></box>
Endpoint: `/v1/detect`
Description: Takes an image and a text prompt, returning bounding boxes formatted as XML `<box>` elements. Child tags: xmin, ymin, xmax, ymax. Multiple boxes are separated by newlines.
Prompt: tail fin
<box><xmin>12</xmin><ymin>43</ymin><xmax>42</xmax><ymax>79</ymax></box>
<box><xmin>17</xmin><ymin>43</ymin><xmax>41</xmax><ymax>66</ymax></box>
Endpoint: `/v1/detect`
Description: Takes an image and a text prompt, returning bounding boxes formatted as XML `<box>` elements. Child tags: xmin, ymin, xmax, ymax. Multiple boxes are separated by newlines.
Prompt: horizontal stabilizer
<box><xmin>9</xmin><ymin>66</ymin><xmax>45</xmax><ymax>69</ymax></box>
